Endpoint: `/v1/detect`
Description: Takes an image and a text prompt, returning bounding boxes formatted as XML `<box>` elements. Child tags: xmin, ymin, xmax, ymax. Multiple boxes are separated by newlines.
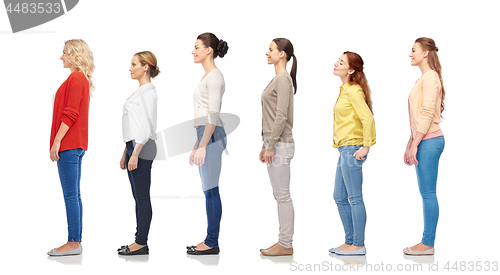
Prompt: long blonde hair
<box><xmin>415</xmin><ymin>37</ymin><xmax>445</xmax><ymax>116</ymax></box>
<box><xmin>64</xmin><ymin>39</ymin><xmax>95</xmax><ymax>93</ymax></box>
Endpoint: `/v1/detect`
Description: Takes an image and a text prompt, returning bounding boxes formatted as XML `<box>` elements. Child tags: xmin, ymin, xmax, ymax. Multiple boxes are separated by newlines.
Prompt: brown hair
<box><xmin>344</xmin><ymin>51</ymin><xmax>373</xmax><ymax>113</ymax></box>
<box><xmin>134</xmin><ymin>51</ymin><xmax>160</xmax><ymax>78</ymax></box>
<box><xmin>197</xmin><ymin>32</ymin><xmax>229</xmax><ymax>58</ymax></box>
<box><xmin>415</xmin><ymin>37</ymin><xmax>445</xmax><ymax>116</ymax></box>
<box><xmin>273</xmin><ymin>38</ymin><xmax>297</xmax><ymax>94</ymax></box>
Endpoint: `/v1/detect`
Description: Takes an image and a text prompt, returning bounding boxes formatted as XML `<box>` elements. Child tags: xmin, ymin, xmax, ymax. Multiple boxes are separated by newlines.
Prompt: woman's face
<box><xmin>60</xmin><ymin>48</ymin><xmax>73</xmax><ymax>69</ymax></box>
<box><xmin>192</xmin><ymin>39</ymin><xmax>210</xmax><ymax>63</ymax></box>
<box><xmin>266</xmin><ymin>41</ymin><xmax>283</xmax><ymax>65</ymax></box>
<box><xmin>333</xmin><ymin>54</ymin><xmax>354</xmax><ymax>78</ymax></box>
<box><xmin>129</xmin><ymin>55</ymin><xmax>147</xmax><ymax>80</ymax></box>
<box><xmin>409</xmin><ymin>42</ymin><xmax>428</xmax><ymax>66</ymax></box>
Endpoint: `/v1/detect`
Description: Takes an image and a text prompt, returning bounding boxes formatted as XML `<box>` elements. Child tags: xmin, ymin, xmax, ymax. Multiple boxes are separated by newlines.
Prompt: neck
<box><xmin>70</xmin><ymin>66</ymin><xmax>78</xmax><ymax>73</ymax></box>
<box><xmin>340</xmin><ymin>75</ymin><xmax>349</xmax><ymax>85</ymax></box>
<box><xmin>419</xmin><ymin>61</ymin><xmax>432</xmax><ymax>75</ymax></box>
<box><xmin>202</xmin><ymin>57</ymin><xmax>217</xmax><ymax>74</ymax></box>
<box><xmin>138</xmin><ymin>75</ymin><xmax>151</xmax><ymax>86</ymax></box>
<box><xmin>274</xmin><ymin>60</ymin><xmax>287</xmax><ymax>76</ymax></box>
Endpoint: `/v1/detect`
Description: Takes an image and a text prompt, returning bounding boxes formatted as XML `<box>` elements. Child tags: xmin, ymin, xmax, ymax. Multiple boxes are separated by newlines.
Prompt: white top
<box><xmin>122</xmin><ymin>83</ymin><xmax>158</xmax><ymax>144</ymax></box>
<box><xmin>193</xmin><ymin>68</ymin><xmax>225</xmax><ymax>127</ymax></box>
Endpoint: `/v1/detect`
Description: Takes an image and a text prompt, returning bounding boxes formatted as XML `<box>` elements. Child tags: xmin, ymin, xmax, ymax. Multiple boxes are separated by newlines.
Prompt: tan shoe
<box><xmin>403</xmin><ymin>246</ymin><xmax>435</xmax><ymax>255</ymax></box>
<box><xmin>260</xmin><ymin>243</ymin><xmax>278</xmax><ymax>252</ymax></box>
<box><xmin>261</xmin><ymin>243</ymin><xmax>293</xmax><ymax>256</ymax></box>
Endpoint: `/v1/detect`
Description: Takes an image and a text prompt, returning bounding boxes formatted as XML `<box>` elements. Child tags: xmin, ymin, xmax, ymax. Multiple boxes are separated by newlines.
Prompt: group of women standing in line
<box><xmin>47</xmin><ymin>35</ymin><xmax>446</xmax><ymax>258</ymax></box>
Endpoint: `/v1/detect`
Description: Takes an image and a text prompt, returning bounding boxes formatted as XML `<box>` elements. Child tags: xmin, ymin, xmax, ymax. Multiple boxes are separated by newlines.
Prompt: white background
<box><xmin>1</xmin><ymin>0</ymin><xmax>499</xmax><ymax>274</ymax></box>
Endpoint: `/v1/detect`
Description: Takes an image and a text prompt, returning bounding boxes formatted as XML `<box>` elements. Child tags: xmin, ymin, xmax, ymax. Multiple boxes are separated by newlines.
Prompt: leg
<box><xmin>266</xmin><ymin>142</ymin><xmax>295</xmax><ymax>249</ymax></box>
<box><xmin>415</xmin><ymin>137</ymin><xmax>444</xmax><ymax>247</ymax></box>
<box><xmin>197</xmin><ymin>127</ymin><xmax>226</xmax><ymax>249</ymax></box>
<box><xmin>339</xmin><ymin>146</ymin><xmax>367</xmax><ymax>248</ymax></box>
<box><xmin>333</xmin><ymin>153</ymin><xmax>353</xmax><ymax>246</ymax></box>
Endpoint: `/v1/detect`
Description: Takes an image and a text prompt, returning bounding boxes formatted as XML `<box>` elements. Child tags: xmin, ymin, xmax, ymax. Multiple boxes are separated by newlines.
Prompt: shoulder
<box><xmin>275</xmin><ymin>72</ymin><xmax>292</xmax><ymax>86</ymax></box>
<box><xmin>68</xmin><ymin>71</ymin><xmax>87</xmax><ymax>82</ymax></box>
<box><xmin>208</xmin><ymin>68</ymin><xmax>224</xmax><ymax>80</ymax></box>
<box><xmin>346</xmin><ymin>84</ymin><xmax>363</xmax><ymax>94</ymax></box>
<box><xmin>421</xmin><ymin>70</ymin><xmax>440</xmax><ymax>82</ymax></box>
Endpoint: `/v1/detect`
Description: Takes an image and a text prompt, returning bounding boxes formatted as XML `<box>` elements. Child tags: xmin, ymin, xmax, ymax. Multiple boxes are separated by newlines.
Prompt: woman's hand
<box><xmin>189</xmin><ymin>149</ymin><xmax>196</xmax><ymax>166</ymax></box>
<box><xmin>404</xmin><ymin>147</ymin><xmax>412</xmax><ymax>166</ymax></box>
<box><xmin>193</xmin><ymin>146</ymin><xmax>206</xmax><ymax>167</ymax></box>
<box><xmin>120</xmin><ymin>154</ymin><xmax>126</xmax><ymax>170</ymax></box>
<box><xmin>353</xmin><ymin>147</ymin><xmax>369</xmax><ymax>160</ymax></box>
<box><xmin>409</xmin><ymin>146</ymin><xmax>419</xmax><ymax>166</ymax></box>
<box><xmin>264</xmin><ymin>150</ymin><xmax>274</xmax><ymax>164</ymax></box>
<box><xmin>50</xmin><ymin>140</ymin><xmax>61</xmax><ymax>162</ymax></box>
<box><xmin>128</xmin><ymin>153</ymin><xmax>138</xmax><ymax>171</ymax></box>
<box><xmin>259</xmin><ymin>148</ymin><xmax>266</xmax><ymax>163</ymax></box>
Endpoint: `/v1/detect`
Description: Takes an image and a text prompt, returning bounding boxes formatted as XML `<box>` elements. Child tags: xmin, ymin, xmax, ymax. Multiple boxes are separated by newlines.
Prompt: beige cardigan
<box><xmin>408</xmin><ymin>70</ymin><xmax>442</xmax><ymax>136</ymax></box>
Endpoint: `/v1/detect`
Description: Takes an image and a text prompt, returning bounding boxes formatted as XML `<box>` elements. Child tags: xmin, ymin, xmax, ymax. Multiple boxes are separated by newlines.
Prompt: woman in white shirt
<box><xmin>187</xmin><ymin>33</ymin><xmax>228</xmax><ymax>256</ymax></box>
<box><xmin>118</xmin><ymin>51</ymin><xmax>159</xmax><ymax>256</ymax></box>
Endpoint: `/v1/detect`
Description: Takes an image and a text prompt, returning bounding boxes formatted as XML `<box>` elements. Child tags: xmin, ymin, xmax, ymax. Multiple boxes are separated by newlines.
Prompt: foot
<box><xmin>261</xmin><ymin>243</ymin><xmax>293</xmax><ymax>256</ymax></box>
<box><xmin>340</xmin><ymin>245</ymin><xmax>364</xmax><ymax>252</ymax></box>
<box><xmin>195</xmin><ymin>241</ymin><xmax>212</xmax><ymax>251</ymax></box>
<box><xmin>410</xmin><ymin>242</ymin><xmax>433</xmax><ymax>252</ymax></box>
<box><xmin>260</xmin><ymin>243</ymin><xmax>278</xmax><ymax>252</ymax></box>
<box><xmin>127</xmin><ymin>242</ymin><xmax>146</xmax><ymax>252</ymax></box>
<box><xmin>54</xmin><ymin>242</ymin><xmax>80</xmax><ymax>252</ymax></box>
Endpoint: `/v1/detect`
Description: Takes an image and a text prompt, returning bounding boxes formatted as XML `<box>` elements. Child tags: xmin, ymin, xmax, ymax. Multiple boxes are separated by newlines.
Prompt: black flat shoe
<box><xmin>117</xmin><ymin>245</ymin><xmax>128</xmax><ymax>251</ymax></box>
<box><xmin>118</xmin><ymin>245</ymin><xmax>149</xmax><ymax>255</ymax></box>
<box><xmin>186</xmin><ymin>246</ymin><xmax>219</xmax><ymax>255</ymax></box>
<box><xmin>186</xmin><ymin>245</ymin><xmax>196</xmax><ymax>250</ymax></box>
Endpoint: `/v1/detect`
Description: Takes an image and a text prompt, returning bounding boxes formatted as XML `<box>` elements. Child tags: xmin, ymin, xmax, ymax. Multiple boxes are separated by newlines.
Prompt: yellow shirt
<box><xmin>333</xmin><ymin>83</ymin><xmax>376</xmax><ymax>148</ymax></box>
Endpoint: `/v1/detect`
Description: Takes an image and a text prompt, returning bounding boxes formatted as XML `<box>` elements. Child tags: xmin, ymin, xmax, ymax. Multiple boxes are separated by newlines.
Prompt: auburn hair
<box><xmin>344</xmin><ymin>51</ymin><xmax>373</xmax><ymax>113</ymax></box>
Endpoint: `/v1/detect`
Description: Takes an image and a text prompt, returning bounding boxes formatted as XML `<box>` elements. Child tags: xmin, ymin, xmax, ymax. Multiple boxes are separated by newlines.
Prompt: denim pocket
<box><xmin>286</xmin><ymin>143</ymin><xmax>295</xmax><ymax>159</ymax></box>
<box><xmin>434</xmin><ymin>136</ymin><xmax>445</xmax><ymax>152</ymax></box>
<box><xmin>214</xmin><ymin>131</ymin><xmax>227</xmax><ymax>150</ymax></box>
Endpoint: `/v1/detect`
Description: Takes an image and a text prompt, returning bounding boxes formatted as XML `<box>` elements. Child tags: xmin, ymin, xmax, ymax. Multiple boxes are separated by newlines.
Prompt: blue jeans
<box><xmin>196</xmin><ymin>125</ymin><xmax>227</xmax><ymax>248</ymax></box>
<box><xmin>126</xmin><ymin>140</ymin><xmax>155</xmax><ymax>246</ymax></box>
<box><xmin>415</xmin><ymin>136</ymin><xmax>444</xmax><ymax>247</ymax></box>
<box><xmin>333</xmin><ymin>145</ymin><xmax>367</xmax><ymax>247</ymax></box>
<box><xmin>57</xmin><ymin>148</ymin><xmax>86</xmax><ymax>242</ymax></box>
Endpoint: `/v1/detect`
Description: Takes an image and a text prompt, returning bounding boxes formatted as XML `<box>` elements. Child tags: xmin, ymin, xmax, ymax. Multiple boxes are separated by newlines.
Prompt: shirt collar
<box><xmin>340</xmin><ymin>82</ymin><xmax>352</xmax><ymax>92</ymax></box>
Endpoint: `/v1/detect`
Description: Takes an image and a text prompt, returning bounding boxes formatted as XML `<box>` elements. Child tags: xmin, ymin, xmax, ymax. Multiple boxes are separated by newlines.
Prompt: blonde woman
<box><xmin>48</xmin><ymin>39</ymin><xmax>94</xmax><ymax>256</ymax></box>
<box><xmin>118</xmin><ymin>51</ymin><xmax>159</xmax><ymax>256</ymax></box>
<box><xmin>403</xmin><ymin>37</ymin><xmax>445</xmax><ymax>256</ymax></box>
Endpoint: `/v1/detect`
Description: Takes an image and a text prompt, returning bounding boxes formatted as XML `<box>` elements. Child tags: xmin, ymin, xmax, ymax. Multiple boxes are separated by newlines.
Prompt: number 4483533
<box><xmin>444</xmin><ymin>261</ymin><xmax>498</xmax><ymax>272</ymax></box>
<box><xmin>5</xmin><ymin>2</ymin><xmax>62</xmax><ymax>14</ymax></box>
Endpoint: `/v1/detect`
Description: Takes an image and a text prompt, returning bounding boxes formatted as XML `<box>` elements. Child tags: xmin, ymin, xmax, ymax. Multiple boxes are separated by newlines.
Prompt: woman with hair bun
<box><xmin>403</xmin><ymin>37</ymin><xmax>445</xmax><ymax>256</ymax></box>
<box><xmin>187</xmin><ymin>32</ymin><xmax>228</xmax><ymax>256</ymax></box>
<box><xmin>329</xmin><ymin>51</ymin><xmax>375</xmax><ymax>256</ymax></box>
<box><xmin>47</xmin><ymin>39</ymin><xmax>94</xmax><ymax>256</ymax></box>
<box><xmin>259</xmin><ymin>38</ymin><xmax>297</xmax><ymax>256</ymax></box>
<box><xmin>118</xmin><ymin>51</ymin><xmax>159</xmax><ymax>256</ymax></box>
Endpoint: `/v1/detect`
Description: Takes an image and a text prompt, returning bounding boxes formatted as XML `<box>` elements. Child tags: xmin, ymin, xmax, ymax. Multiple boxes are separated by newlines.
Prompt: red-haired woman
<box><xmin>403</xmin><ymin>37</ymin><xmax>445</xmax><ymax>256</ymax></box>
<box><xmin>329</xmin><ymin>52</ymin><xmax>375</xmax><ymax>256</ymax></box>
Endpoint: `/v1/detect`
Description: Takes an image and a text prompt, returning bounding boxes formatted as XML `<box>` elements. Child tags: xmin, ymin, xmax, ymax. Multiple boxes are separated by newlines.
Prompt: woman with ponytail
<box><xmin>259</xmin><ymin>38</ymin><xmax>297</xmax><ymax>256</ymax></box>
<box><xmin>48</xmin><ymin>39</ymin><xmax>94</xmax><ymax>256</ymax></box>
<box><xmin>187</xmin><ymin>32</ymin><xmax>228</xmax><ymax>256</ymax></box>
<box><xmin>403</xmin><ymin>37</ymin><xmax>445</xmax><ymax>256</ymax></box>
<box><xmin>118</xmin><ymin>51</ymin><xmax>159</xmax><ymax>255</ymax></box>
<box><xmin>329</xmin><ymin>52</ymin><xmax>375</xmax><ymax>256</ymax></box>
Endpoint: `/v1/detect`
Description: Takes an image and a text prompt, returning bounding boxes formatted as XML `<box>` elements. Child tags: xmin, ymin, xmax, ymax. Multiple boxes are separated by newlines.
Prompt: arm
<box><xmin>193</xmin><ymin>123</ymin><xmax>216</xmax><ymax>166</ymax></box>
<box><xmin>416</xmin><ymin>73</ymin><xmax>440</xmax><ymax>134</ymax></box>
<box><xmin>349</xmin><ymin>87</ymin><xmax>376</xmax><ymax>160</ymax></box>
<box><xmin>50</xmin><ymin>122</ymin><xmax>70</xmax><ymax>161</ymax></box>
<box><xmin>193</xmin><ymin>71</ymin><xmax>223</xmax><ymax>166</ymax></box>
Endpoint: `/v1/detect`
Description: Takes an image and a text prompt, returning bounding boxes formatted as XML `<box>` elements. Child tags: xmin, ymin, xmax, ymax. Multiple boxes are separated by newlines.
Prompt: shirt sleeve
<box><xmin>417</xmin><ymin>73</ymin><xmax>440</xmax><ymax>134</ymax></box>
<box><xmin>267</xmin><ymin>75</ymin><xmax>292</xmax><ymax>152</ymax></box>
<box><xmin>135</xmin><ymin>89</ymin><xmax>157</xmax><ymax>145</ymax></box>
<box><xmin>348</xmin><ymin>86</ymin><xmax>376</xmax><ymax>147</ymax></box>
<box><xmin>206</xmin><ymin>71</ymin><xmax>224</xmax><ymax>126</ymax></box>
<box><xmin>61</xmin><ymin>73</ymin><xmax>85</xmax><ymax>128</ymax></box>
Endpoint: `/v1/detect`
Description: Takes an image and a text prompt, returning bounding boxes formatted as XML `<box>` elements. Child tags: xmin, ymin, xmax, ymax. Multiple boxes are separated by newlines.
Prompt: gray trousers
<box><xmin>266</xmin><ymin>141</ymin><xmax>295</xmax><ymax>248</ymax></box>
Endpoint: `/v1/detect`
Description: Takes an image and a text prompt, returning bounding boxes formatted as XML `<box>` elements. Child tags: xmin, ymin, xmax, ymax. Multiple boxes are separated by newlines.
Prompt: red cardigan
<box><xmin>50</xmin><ymin>71</ymin><xmax>90</xmax><ymax>152</ymax></box>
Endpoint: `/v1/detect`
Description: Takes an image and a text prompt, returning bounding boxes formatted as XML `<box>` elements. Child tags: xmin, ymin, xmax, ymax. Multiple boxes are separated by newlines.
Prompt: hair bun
<box><xmin>217</xmin><ymin>39</ymin><xmax>229</xmax><ymax>58</ymax></box>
